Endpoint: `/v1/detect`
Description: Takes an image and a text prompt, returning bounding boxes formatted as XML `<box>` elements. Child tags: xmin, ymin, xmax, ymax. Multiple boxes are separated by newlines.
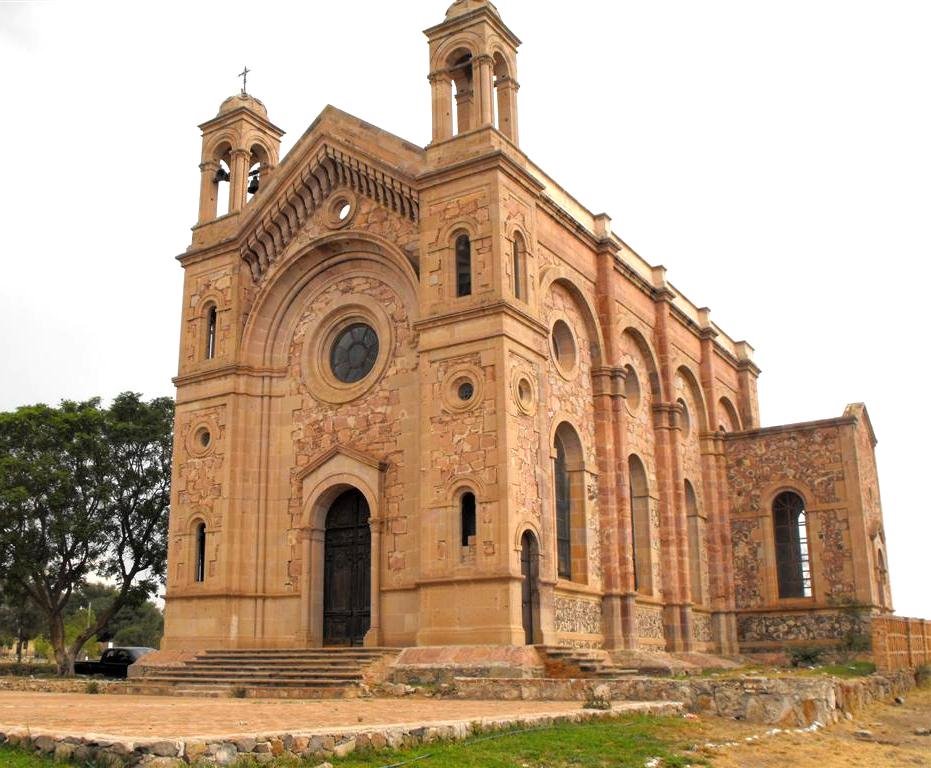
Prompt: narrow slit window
<box><xmin>455</xmin><ymin>234</ymin><xmax>472</xmax><ymax>297</ymax></box>
<box><xmin>773</xmin><ymin>491</ymin><xmax>813</xmax><ymax>598</ymax></box>
<box><xmin>555</xmin><ymin>437</ymin><xmax>571</xmax><ymax>579</ymax></box>
<box><xmin>206</xmin><ymin>305</ymin><xmax>218</xmax><ymax>360</ymax></box>
<box><xmin>512</xmin><ymin>232</ymin><xmax>526</xmax><ymax>301</ymax></box>
<box><xmin>194</xmin><ymin>523</ymin><xmax>207</xmax><ymax>583</ymax></box>
<box><xmin>460</xmin><ymin>492</ymin><xmax>476</xmax><ymax>547</ymax></box>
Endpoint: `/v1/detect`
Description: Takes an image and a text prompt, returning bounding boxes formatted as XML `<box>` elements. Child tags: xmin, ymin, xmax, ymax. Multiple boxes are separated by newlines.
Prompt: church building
<box><xmin>163</xmin><ymin>0</ymin><xmax>893</xmax><ymax>658</ymax></box>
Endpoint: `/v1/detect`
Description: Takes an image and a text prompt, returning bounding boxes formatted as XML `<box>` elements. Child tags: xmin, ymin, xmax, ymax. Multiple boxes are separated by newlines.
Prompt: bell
<box><xmin>213</xmin><ymin>167</ymin><xmax>230</xmax><ymax>183</ymax></box>
<box><xmin>248</xmin><ymin>175</ymin><xmax>260</xmax><ymax>195</ymax></box>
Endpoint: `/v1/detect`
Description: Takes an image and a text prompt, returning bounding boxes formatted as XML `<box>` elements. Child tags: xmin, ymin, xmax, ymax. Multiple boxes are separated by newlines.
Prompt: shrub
<box><xmin>789</xmin><ymin>646</ymin><xmax>825</xmax><ymax>667</ymax></box>
<box><xmin>916</xmin><ymin>664</ymin><xmax>931</xmax><ymax>688</ymax></box>
<box><xmin>85</xmin><ymin>681</ymin><xmax>100</xmax><ymax>695</ymax></box>
<box><xmin>230</xmin><ymin>686</ymin><xmax>248</xmax><ymax>699</ymax></box>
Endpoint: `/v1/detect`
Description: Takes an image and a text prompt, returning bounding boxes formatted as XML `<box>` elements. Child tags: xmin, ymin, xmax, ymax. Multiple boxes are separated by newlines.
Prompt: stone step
<box><xmin>188</xmin><ymin>658</ymin><xmax>382</xmax><ymax>668</ymax></box>
<box><xmin>198</xmin><ymin>648</ymin><xmax>396</xmax><ymax>656</ymax></box>
<box><xmin>146</xmin><ymin>668</ymin><xmax>363</xmax><ymax>680</ymax></box>
<box><xmin>143</xmin><ymin>675</ymin><xmax>352</xmax><ymax>688</ymax></box>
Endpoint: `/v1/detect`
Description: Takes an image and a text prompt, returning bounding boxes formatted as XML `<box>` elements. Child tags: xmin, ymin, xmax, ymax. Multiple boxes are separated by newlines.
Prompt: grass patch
<box><xmin>331</xmin><ymin>714</ymin><xmax>706</xmax><ymax>768</ymax></box>
<box><xmin>0</xmin><ymin>746</ymin><xmax>62</xmax><ymax>767</ymax></box>
<box><xmin>800</xmin><ymin>661</ymin><xmax>876</xmax><ymax>679</ymax></box>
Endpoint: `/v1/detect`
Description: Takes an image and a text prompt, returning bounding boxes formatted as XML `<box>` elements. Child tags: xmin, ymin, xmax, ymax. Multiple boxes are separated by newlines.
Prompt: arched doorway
<box><xmin>520</xmin><ymin>531</ymin><xmax>540</xmax><ymax>645</ymax></box>
<box><xmin>324</xmin><ymin>489</ymin><xmax>371</xmax><ymax>646</ymax></box>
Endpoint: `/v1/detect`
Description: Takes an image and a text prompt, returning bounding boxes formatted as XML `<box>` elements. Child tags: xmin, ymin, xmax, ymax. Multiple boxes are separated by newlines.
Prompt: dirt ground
<box><xmin>694</xmin><ymin>685</ymin><xmax>931</xmax><ymax>768</ymax></box>
<box><xmin>0</xmin><ymin>692</ymin><xmax>661</xmax><ymax>741</ymax></box>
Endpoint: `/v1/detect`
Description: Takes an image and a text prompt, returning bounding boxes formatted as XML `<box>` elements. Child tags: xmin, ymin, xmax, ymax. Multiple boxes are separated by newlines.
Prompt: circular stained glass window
<box><xmin>330</xmin><ymin>323</ymin><xmax>380</xmax><ymax>384</ymax></box>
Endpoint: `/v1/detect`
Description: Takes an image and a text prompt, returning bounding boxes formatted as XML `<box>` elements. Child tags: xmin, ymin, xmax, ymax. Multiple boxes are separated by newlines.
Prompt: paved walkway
<box><xmin>0</xmin><ymin>691</ymin><xmax>673</xmax><ymax>741</ymax></box>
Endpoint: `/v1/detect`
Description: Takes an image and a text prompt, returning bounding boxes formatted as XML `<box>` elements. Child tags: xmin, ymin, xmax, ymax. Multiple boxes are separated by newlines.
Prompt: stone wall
<box><xmin>451</xmin><ymin>670</ymin><xmax>917</xmax><ymax>727</ymax></box>
<box><xmin>737</xmin><ymin>610</ymin><xmax>870</xmax><ymax>650</ymax></box>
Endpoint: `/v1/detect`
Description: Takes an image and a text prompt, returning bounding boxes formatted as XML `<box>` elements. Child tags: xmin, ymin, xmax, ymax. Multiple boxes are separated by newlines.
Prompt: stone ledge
<box><xmin>0</xmin><ymin>701</ymin><xmax>680</xmax><ymax>766</ymax></box>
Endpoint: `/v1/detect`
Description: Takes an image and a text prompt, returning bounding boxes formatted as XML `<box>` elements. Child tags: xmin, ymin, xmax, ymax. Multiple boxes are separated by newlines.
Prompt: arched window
<box><xmin>205</xmin><ymin>305</ymin><xmax>218</xmax><ymax>360</ymax></box>
<box><xmin>773</xmin><ymin>491</ymin><xmax>812</xmax><ymax>598</ymax></box>
<box><xmin>512</xmin><ymin>232</ymin><xmax>527</xmax><ymax>301</ymax></box>
<box><xmin>460</xmin><ymin>491</ymin><xmax>477</xmax><ymax>547</ymax></box>
<box><xmin>684</xmin><ymin>480</ymin><xmax>704</xmax><ymax>605</ymax></box>
<box><xmin>553</xmin><ymin>423</ymin><xmax>587</xmax><ymax>583</ymax></box>
<box><xmin>455</xmin><ymin>234</ymin><xmax>472</xmax><ymax>297</ymax></box>
<box><xmin>554</xmin><ymin>435</ymin><xmax>571</xmax><ymax>579</ymax></box>
<box><xmin>194</xmin><ymin>522</ymin><xmax>207</xmax><ymax>583</ymax></box>
<box><xmin>628</xmin><ymin>455</ymin><xmax>652</xmax><ymax>593</ymax></box>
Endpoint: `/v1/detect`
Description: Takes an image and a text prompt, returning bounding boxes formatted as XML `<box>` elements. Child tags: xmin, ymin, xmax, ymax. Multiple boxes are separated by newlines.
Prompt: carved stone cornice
<box><xmin>239</xmin><ymin>145</ymin><xmax>420</xmax><ymax>282</ymax></box>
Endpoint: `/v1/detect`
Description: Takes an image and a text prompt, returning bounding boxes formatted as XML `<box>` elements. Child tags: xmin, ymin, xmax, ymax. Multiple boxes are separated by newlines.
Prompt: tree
<box><xmin>0</xmin><ymin>580</ymin><xmax>44</xmax><ymax>662</ymax></box>
<box><xmin>0</xmin><ymin>393</ymin><xmax>172</xmax><ymax>675</ymax></box>
<box><xmin>67</xmin><ymin>582</ymin><xmax>164</xmax><ymax>651</ymax></box>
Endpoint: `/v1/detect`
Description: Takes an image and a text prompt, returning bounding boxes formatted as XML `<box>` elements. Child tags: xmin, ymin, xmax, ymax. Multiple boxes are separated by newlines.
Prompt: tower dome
<box><xmin>217</xmin><ymin>92</ymin><xmax>268</xmax><ymax>118</ymax></box>
<box><xmin>445</xmin><ymin>0</ymin><xmax>499</xmax><ymax>20</ymax></box>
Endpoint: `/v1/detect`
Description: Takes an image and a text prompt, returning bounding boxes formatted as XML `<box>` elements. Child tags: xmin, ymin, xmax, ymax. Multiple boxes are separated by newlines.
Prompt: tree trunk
<box><xmin>48</xmin><ymin>612</ymin><xmax>74</xmax><ymax>677</ymax></box>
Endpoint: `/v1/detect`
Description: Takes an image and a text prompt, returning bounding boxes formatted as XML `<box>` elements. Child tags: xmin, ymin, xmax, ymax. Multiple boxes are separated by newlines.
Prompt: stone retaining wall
<box><xmin>0</xmin><ymin>677</ymin><xmax>123</xmax><ymax>695</ymax></box>
<box><xmin>451</xmin><ymin>670</ymin><xmax>916</xmax><ymax>727</ymax></box>
<box><xmin>0</xmin><ymin>703</ymin><xmax>680</xmax><ymax>766</ymax></box>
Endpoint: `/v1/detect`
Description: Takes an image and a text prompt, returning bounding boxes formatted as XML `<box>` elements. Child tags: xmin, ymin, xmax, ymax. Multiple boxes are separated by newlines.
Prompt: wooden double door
<box><xmin>323</xmin><ymin>489</ymin><xmax>371</xmax><ymax>646</ymax></box>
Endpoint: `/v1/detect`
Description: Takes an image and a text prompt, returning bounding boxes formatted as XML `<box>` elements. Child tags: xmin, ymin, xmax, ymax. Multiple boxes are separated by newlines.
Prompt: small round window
<box><xmin>330</xmin><ymin>323</ymin><xmax>380</xmax><ymax>384</ymax></box>
<box><xmin>458</xmin><ymin>381</ymin><xmax>475</xmax><ymax>402</ymax></box>
<box><xmin>551</xmin><ymin>319</ymin><xmax>577</xmax><ymax>374</ymax></box>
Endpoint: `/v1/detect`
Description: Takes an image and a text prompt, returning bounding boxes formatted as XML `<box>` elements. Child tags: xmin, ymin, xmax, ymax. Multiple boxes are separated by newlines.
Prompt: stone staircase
<box><xmin>537</xmin><ymin>646</ymin><xmax>638</xmax><ymax>679</ymax></box>
<box><xmin>128</xmin><ymin>648</ymin><xmax>400</xmax><ymax>699</ymax></box>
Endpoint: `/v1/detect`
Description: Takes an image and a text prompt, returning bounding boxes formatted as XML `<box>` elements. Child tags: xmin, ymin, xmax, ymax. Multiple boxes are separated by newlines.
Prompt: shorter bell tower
<box><xmin>196</xmin><ymin>90</ymin><xmax>284</xmax><ymax>224</ymax></box>
<box><xmin>425</xmin><ymin>0</ymin><xmax>521</xmax><ymax>145</ymax></box>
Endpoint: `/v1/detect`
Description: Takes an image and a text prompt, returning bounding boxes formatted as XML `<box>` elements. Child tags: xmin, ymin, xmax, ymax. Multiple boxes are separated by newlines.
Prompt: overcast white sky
<box><xmin>1</xmin><ymin>1</ymin><xmax>928</xmax><ymax>619</ymax></box>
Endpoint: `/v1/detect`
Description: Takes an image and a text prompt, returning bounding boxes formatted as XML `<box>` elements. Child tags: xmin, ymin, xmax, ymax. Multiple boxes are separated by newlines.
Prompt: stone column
<box><xmin>455</xmin><ymin>86</ymin><xmax>474</xmax><ymax>134</ymax></box>
<box><xmin>475</xmin><ymin>55</ymin><xmax>495</xmax><ymax>127</ymax></box>
<box><xmin>495</xmin><ymin>77</ymin><xmax>520</xmax><ymax>143</ymax></box>
<box><xmin>307</xmin><ymin>527</ymin><xmax>326</xmax><ymax>647</ymax></box>
<box><xmin>229</xmin><ymin>148</ymin><xmax>250</xmax><ymax>213</ymax></box>
<box><xmin>429</xmin><ymin>73</ymin><xmax>453</xmax><ymax>143</ymax></box>
<box><xmin>365</xmin><ymin>518</ymin><xmax>383</xmax><ymax>647</ymax></box>
<box><xmin>198</xmin><ymin>160</ymin><xmax>220</xmax><ymax>224</ymax></box>
<box><xmin>593</xmin><ymin>367</ymin><xmax>622</xmax><ymax>649</ymax></box>
<box><xmin>299</xmin><ymin>531</ymin><xmax>313</xmax><ymax>645</ymax></box>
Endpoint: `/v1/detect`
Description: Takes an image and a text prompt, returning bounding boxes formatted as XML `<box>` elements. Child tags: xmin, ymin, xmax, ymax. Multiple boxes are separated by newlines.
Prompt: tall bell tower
<box><xmin>196</xmin><ymin>91</ymin><xmax>284</xmax><ymax>224</ymax></box>
<box><xmin>425</xmin><ymin>0</ymin><xmax>521</xmax><ymax>144</ymax></box>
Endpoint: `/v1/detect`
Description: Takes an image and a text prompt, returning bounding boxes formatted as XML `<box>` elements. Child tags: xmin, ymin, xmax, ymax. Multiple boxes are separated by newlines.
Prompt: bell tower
<box><xmin>196</xmin><ymin>91</ymin><xmax>284</xmax><ymax>224</ymax></box>
<box><xmin>425</xmin><ymin>0</ymin><xmax>521</xmax><ymax>144</ymax></box>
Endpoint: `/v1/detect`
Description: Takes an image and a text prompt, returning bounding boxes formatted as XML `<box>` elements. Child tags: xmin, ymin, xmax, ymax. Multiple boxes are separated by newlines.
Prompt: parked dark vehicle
<box><xmin>73</xmin><ymin>647</ymin><xmax>155</xmax><ymax>679</ymax></box>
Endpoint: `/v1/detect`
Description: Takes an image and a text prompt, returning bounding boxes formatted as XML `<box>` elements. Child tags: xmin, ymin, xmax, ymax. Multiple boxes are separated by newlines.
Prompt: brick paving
<box><xmin>0</xmin><ymin>691</ymin><xmax>662</xmax><ymax>741</ymax></box>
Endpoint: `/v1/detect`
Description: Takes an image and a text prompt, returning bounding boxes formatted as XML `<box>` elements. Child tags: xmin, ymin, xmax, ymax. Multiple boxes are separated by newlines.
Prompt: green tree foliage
<box><xmin>0</xmin><ymin>393</ymin><xmax>172</xmax><ymax>675</ymax></box>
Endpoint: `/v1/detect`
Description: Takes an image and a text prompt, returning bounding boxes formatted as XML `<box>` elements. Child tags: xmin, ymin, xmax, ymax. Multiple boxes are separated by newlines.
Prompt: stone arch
<box><xmin>241</xmin><ymin>232</ymin><xmax>418</xmax><ymax>369</ymax></box>
<box><xmin>718</xmin><ymin>396</ymin><xmax>741</xmax><ymax>432</ymax></box>
<box><xmin>675</xmin><ymin>365</ymin><xmax>709</xmax><ymax>433</ymax></box>
<box><xmin>539</xmin><ymin>266</ymin><xmax>606</xmax><ymax>369</ymax></box>
<box><xmin>620</xmin><ymin>327</ymin><xmax>664</xmax><ymax>401</ymax></box>
<box><xmin>297</xmin><ymin>448</ymin><xmax>386</xmax><ymax>647</ymax></box>
<box><xmin>206</xmin><ymin>137</ymin><xmax>234</xmax><ymax>163</ymax></box>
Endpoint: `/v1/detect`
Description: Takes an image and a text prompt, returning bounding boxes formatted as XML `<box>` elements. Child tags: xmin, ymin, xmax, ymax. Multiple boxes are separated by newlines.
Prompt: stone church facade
<box><xmin>163</xmin><ymin>0</ymin><xmax>893</xmax><ymax>656</ymax></box>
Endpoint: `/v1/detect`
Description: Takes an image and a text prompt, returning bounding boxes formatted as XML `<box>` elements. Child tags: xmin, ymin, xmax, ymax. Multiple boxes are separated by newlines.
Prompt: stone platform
<box><xmin>0</xmin><ymin>691</ymin><xmax>681</xmax><ymax>765</ymax></box>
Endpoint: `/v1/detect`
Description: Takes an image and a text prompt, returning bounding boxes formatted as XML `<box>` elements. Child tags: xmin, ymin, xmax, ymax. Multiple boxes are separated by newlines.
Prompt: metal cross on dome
<box><xmin>238</xmin><ymin>66</ymin><xmax>251</xmax><ymax>95</ymax></box>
